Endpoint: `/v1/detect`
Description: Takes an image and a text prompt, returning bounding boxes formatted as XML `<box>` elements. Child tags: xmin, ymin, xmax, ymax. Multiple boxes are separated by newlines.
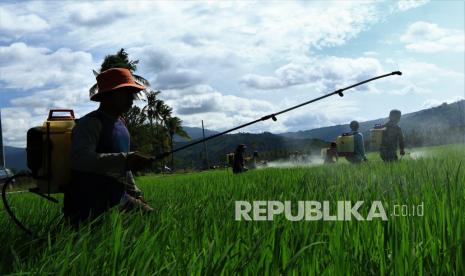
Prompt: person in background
<box><xmin>380</xmin><ymin>109</ymin><xmax>405</xmax><ymax>162</ymax></box>
<box><xmin>64</xmin><ymin>68</ymin><xmax>154</xmax><ymax>227</ymax></box>
<box><xmin>324</xmin><ymin>142</ymin><xmax>339</xmax><ymax>164</ymax></box>
<box><xmin>249</xmin><ymin>151</ymin><xmax>259</xmax><ymax>169</ymax></box>
<box><xmin>346</xmin><ymin>120</ymin><xmax>367</xmax><ymax>163</ymax></box>
<box><xmin>233</xmin><ymin>144</ymin><xmax>248</xmax><ymax>174</ymax></box>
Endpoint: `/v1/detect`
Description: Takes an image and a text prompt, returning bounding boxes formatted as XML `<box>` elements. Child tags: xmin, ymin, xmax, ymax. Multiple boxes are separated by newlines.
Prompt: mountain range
<box><xmin>4</xmin><ymin>100</ymin><xmax>465</xmax><ymax>171</ymax></box>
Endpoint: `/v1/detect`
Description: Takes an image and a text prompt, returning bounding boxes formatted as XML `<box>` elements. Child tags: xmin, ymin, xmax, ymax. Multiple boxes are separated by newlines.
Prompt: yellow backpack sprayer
<box><xmin>2</xmin><ymin>71</ymin><xmax>402</xmax><ymax>237</ymax></box>
<box><xmin>369</xmin><ymin>124</ymin><xmax>386</xmax><ymax>151</ymax></box>
<box><xmin>336</xmin><ymin>133</ymin><xmax>355</xmax><ymax>156</ymax></box>
<box><xmin>2</xmin><ymin>109</ymin><xmax>75</xmax><ymax>236</ymax></box>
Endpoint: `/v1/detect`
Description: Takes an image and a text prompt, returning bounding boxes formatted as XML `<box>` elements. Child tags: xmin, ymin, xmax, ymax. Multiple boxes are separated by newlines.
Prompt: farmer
<box><xmin>380</xmin><ymin>109</ymin><xmax>405</xmax><ymax>162</ymax></box>
<box><xmin>233</xmin><ymin>144</ymin><xmax>248</xmax><ymax>174</ymax></box>
<box><xmin>346</xmin><ymin>120</ymin><xmax>367</xmax><ymax>163</ymax></box>
<box><xmin>249</xmin><ymin>151</ymin><xmax>259</xmax><ymax>169</ymax></box>
<box><xmin>324</xmin><ymin>142</ymin><xmax>338</xmax><ymax>164</ymax></box>
<box><xmin>64</xmin><ymin>68</ymin><xmax>155</xmax><ymax>227</ymax></box>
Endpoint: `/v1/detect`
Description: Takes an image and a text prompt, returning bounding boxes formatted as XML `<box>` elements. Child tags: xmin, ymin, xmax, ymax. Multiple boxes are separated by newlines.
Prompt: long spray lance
<box><xmin>154</xmin><ymin>71</ymin><xmax>402</xmax><ymax>160</ymax></box>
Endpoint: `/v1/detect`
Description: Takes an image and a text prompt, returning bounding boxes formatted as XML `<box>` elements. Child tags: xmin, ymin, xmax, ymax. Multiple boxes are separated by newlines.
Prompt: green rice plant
<box><xmin>0</xmin><ymin>144</ymin><xmax>464</xmax><ymax>275</ymax></box>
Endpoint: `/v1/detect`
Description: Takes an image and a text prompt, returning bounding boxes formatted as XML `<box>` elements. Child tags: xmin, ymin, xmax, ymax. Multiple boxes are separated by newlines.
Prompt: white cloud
<box><xmin>0</xmin><ymin>42</ymin><xmax>96</xmax><ymax>90</ymax></box>
<box><xmin>1</xmin><ymin>107</ymin><xmax>44</xmax><ymax>148</ymax></box>
<box><xmin>159</xmin><ymin>84</ymin><xmax>360</xmax><ymax>134</ymax></box>
<box><xmin>401</xmin><ymin>21</ymin><xmax>464</xmax><ymax>53</ymax></box>
<box><xmin>0</xmin><ymin>6</ymin><xmax>49</xmax><ymax>35</ymax></box>
<box><xmin>163</xmin><ymin>84</ymin><xmax>274</xmax><ymax>117</ymax></box>
<box><xmin>377</xmin><ymin>59</ymin><xmax>464</xmax><ymax>96</ymax></box>
<box><xmin>241</xmin><ymin>56</ymin><xmax>384</xmax><ymax>90</ymax></box>
<box><xmin>155</xmin><ymin>69</ymin><xmax>203</xmax><ymax>90</ymax></box>
<box><xmin>67</xmin><ymin>2</ymin><xmax>132</xmax><ymax>27</ymax></box>
<box><xmin>1</xmin><ymin>1</ymin><xmax>463</xmax><ymax>147</ymax></box>
<box><xmin>240</xmin><ymin>75</ymin><xmax>284</xmax><ymax>90</ymax></box>
<box><xmin>395</xmin><ymin>0</ymin><xmax>430</xmax><ymax>12</ymax></box>
<box><xmin>422</xmin><ymin>96</ymin><xmax>464</xmax><ymax>109</ymax></box>
<box><xmin>20</xmin><ymin>1</ymin><xmax>382</xmax><ymax>62</ymax></box>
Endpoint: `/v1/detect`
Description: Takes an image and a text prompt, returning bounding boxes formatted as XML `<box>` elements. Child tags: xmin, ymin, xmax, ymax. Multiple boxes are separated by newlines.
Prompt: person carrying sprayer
<box><xmin>64</xmin><ymin>68</ymin><xmax>155</xmax><ymax>227</ymax></box>
<box><xmin>380</xmin><ymin>109</ymin><xmax>405</xmax><ymax>162</ymax></box>
<box><xmin>249</xmin><ymin>151</ymin><xmax>259</xmax><ymax>169</ymax></box>
<box><xmin>233</xmin><ymin>144</ymin><xmax>248</xmax><ymax>174</ymax></box>
<box><xmin>345</xmin><ymin>120</ymin><xmax>367</xmax><ymax>163</ymax></box>
<box><xmin>324</xmin><ymin>142</ymin><xmax>339</xmax><ymax>164</ymax></box>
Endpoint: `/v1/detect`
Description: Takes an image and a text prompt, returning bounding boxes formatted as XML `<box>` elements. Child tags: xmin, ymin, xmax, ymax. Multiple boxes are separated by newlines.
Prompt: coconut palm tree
<box><xmin>89</xmin><ymin>48</ymin><xmax>151</xmax><ymax>100</ymax></box>
<box><xmin>158</xmin><ymin>102</ymin><xmax>173</xmax><ymax>168</ymax></box>
<box><xmin>142</xmin><ymin>90</ymin><xmax>162</xmax><ymax>160</ymax></box>
<box><xmin>166</xmin><ymin>116</ymin><xmax>190</xmax><ymax>169</ymax></box>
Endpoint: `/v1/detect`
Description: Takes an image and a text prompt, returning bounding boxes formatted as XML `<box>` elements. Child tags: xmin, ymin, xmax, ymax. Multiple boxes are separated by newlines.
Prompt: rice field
<box><xmin>1</xmin><ymin>144</ymin><xmax>464</xmax><ymax>275</ymax></box>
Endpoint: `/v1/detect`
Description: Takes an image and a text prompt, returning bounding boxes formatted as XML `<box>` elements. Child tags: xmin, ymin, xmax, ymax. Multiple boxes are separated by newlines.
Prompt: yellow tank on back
<box><xmin>370</xmin><ymin>124</ymin><xmax>385</xmax><ymax>151</ymax></box>
<box><xmin>226</xmin><ymin>153</ymin><xmax>235</xmax><ymax>167</ymax></box>
<box><xmin>27</xmin><ymin>110</ymin><xmax>75</xmax><ymax>194</ymax></box>
<box><xmin>336</xmin><ymin>133</ymin><xmax>354</xmax><ymax>156</ymax></box>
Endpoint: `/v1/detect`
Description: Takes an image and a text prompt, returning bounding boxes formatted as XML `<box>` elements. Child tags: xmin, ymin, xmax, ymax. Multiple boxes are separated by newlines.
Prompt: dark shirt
<box><xmin>233</xmin><ymin>151</ymin><xmax>245</xmax><ymax>173</ymax></box>
<box><xmin>380</xmin><ymin>121</ymin><xmax>404</xmax><ymax>153</ymax></box>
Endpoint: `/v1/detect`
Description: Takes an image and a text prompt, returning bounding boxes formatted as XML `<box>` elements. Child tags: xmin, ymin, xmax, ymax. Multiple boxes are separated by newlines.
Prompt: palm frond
<box><xmin>89</xmin><ymin>83</ymin><xmax>99</xmax><ymax>98</ymax></box>
<box><xmin>133</xmin><ymin>74</ymin><xmax>151</xmax><ymax>87</ymax></box>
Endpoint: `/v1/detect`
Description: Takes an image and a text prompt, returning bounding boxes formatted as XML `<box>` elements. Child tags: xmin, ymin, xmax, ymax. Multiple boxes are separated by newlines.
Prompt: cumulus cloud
<box><xmin>68</xmin><ymin>2</ymin><xmax>131</xmax><ymax>27</ymax></box>
<box><xmin>159</xmin><ymin>83</ymin><xmax>361</xmax><ymax>135</ymax></box>
<box><xmin>1</xmin><ymin>1</ymin><xmax>463</xmax><ymax>147</ymax></box>
<box><xmin>19</xmin><ymin>1</ymin><xmax>382</xmax><ymax>61</ymax></box>
<box><xmin>395</xmin><ymin>0</ymin><xmax>429</xmax><ymax>12</ymax></box>
<box><xmin>0</xmin><ymin>42</ymin><xmax>98</xmax><ymax>147</ymax></box>
<box><xmin>241</xmin><ymin>57</ymin><xmax>384</xmax><ymax>90</ymax></box>
<box><xmin>0</xmin><ymin>6</ymin><xmax>49</xmax><ymax>35</ymax></box>
<box><xmin>155</xmin><ymin>69</ymin><xmax>203</xmax><ymax>90</ymax></box>
<box><xmin>163</xmin><ymin>85</ymin><xmax>274</xmax><ymax>116</ymax></box>
<box><xmin>401</xmin><ymin>21</ymin><xmax>464</xmax><ymax>53</ymax></box>
<box><xmin>133</xmin><ymin>48</ymin><xmax>175</xmax><ymax>73</ymax></box>
<box><xmin>422</xmin><ymin>96</ymin><xmax>464</xmax><ymax>109</ymax></box>
<box><xmin>377</xmin><ymin>59</ymin><xmax>464</xmax><ymax>96</ymax></box>
<box><xmin>0</xmin><ymin>43</ymin><xmax>96</xmax><ymax>90</ymax></box>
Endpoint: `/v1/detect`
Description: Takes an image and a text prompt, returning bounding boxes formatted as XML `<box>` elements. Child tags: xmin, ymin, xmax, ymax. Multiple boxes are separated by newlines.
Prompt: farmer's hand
<box><xmin>400</xmin><ymin>149</ymin><xmax>405</xmax><ymax>156</ymax></box>
<box><xmin>126</xmin><ymin>152</ymin><xmax>155</xmax><ymax>172</ymax></box>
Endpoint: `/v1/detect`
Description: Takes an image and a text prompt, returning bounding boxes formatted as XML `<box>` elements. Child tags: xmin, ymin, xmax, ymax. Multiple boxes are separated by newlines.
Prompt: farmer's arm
<box><xmin>70</xmin><ymin>116</ymin><xmax>130</xmax><ymax>174</ymax></box>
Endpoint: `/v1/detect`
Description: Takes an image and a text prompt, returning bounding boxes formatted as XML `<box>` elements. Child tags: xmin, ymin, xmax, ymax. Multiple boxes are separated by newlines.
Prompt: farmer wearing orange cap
<box><xmin>64</xmin><ymin>68</ymin><xmax>154</xmax><ymax>227</ymax></box>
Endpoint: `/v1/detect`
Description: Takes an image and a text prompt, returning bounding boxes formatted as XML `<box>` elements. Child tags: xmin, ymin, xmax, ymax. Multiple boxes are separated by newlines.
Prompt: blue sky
<box><xmin>0</xmin><ymin>0</ymin><xmax>464</xmax><ymax>147</ymax></box>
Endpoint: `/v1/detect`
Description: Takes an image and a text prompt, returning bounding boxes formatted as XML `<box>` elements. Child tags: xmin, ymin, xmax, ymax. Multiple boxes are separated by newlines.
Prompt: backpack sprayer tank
<box><xmin>336</xmin><ymin>133</ymin><xmax>354</xmax><ymax>156</ymax></box>
<box><xmin>26</xmin><ymin>109</ymin><xmax>75</xmax><ymax>194</ymax></box>
<box><xmin>226</xmin><ymin>153</ymin><xmax>235</xmax><ymax>167</ymax></box>
<box><xmin>370</xmin><ymin>124</ymin><xmax>385</xmax><ymax>151</ymax></box>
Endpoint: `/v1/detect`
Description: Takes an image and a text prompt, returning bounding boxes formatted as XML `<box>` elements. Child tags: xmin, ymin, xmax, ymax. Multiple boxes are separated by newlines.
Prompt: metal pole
<box><xmin>0</xmin><ymin>109</ymin><xmax>5</xmax><ymax>168</ymax></box>
<box><xmin>201</xmin><ymin>120</ymin><xmax>209</xmax><ymax>169</ymax></box>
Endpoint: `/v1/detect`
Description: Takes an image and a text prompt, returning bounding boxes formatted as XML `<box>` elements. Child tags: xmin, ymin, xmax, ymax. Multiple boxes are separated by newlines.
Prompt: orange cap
<box><xmin>91</xmin><ymin>68</ymin><xmax>145</xmax><ymax>102</ymax></box>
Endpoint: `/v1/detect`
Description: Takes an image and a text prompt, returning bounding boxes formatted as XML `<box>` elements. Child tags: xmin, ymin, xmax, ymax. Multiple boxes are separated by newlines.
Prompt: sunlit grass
<box><xmin>1</xmin><ymin>144</ymin><xmax>464</xmax><ymax>274</ymax></box>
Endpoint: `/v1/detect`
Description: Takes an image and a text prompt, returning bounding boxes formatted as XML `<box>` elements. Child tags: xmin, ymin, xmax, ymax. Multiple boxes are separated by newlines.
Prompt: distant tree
<box><xmin>142</xmin><ymin>90</ymin><xmax>162</xmax><ymax>154</ymax></box>
<box><xmin>158</xmin><ymin>102</ymin><xmax>173</xmax><ymax>166</ymax></box>
<box><xmin>166</xmin><ymin>116</ymin><xmax>190</xmax><ymax>169</ymax></box>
